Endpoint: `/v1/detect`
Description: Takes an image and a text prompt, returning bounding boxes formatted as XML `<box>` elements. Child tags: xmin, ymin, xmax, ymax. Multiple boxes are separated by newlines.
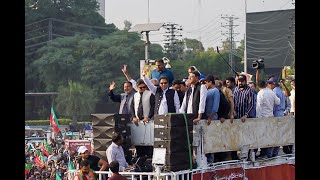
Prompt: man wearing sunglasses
<box><xmin>142</xmin><ymin>69</ymin><xmax>180</xmax><ymax>115</ymax></box>
<box><xmin>132</xmin><ymin>79</ymin><xmax>155</xmax><ymax>158</ymax></box>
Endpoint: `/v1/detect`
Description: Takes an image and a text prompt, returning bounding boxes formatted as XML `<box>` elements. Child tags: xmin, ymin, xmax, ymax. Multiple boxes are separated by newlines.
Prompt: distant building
<box><xmin>246</xmin><ymin>9</ymin><xmax>295</xmax><ymax>77</ymax></box>
<box><xmin>97</xmin><ymin>0</ymin><xmax>105</xmax><ymax>19</ymax></box>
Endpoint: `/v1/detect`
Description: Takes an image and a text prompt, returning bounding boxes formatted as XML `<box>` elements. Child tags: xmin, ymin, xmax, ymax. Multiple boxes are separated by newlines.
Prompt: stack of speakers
<box><xmin>153</xmin><ymin>113</ymin><xmax>194</xmax><ymax>172</ymax></box>
<box><xmin>91</xmin><ymin>114</ymin><xmax>132</xmax><ymax>162</ymax></box>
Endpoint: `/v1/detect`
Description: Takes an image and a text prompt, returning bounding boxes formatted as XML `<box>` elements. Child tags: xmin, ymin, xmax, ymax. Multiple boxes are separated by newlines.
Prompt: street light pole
<box><xmin>147</xmin><ymin>0</ymin><xmax>150</xmax><ymax>23</ymax></box>
<box><xmin>244</xmin><ymin>0</ymin><xmax>247</xmax><ymax>73</ymax></box>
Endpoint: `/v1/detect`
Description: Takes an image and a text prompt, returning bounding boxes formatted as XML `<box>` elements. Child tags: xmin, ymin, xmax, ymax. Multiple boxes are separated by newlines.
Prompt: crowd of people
<box><xmin>25</xmin><ymin>58</ymin><xmax>295</xmax><ymax>179</ymax></box>
<box><xmin>108</xmin><ymin>58</ymin><xmax>295</xmax><ymax>163</ymax></box>
<box><xmin>25</xmin><ymin>130</ymin><xmax>127</xmax><ymax>180</ymax></box>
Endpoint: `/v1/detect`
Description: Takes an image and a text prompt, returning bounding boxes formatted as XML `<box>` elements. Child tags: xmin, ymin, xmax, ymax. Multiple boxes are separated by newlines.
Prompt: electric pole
<box><xmin>222</xmin><ymin>15</ymin><xmax>239</xmax><ymax>75</ymax></box>
<box><xmin>163</xmin><ymin>23</ymin><xmax>183</xmax><ymax>60</ymax></box>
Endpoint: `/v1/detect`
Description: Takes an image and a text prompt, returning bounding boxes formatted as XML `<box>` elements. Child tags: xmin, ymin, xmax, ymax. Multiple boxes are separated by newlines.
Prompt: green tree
<box><xmin>55</xmin><ymin>81</ymin><xmax>97</xmax><ymax>124</ymax></box>
<box><xmin>123</xmin><ymin>20</ymin><xmax>132</xmax><ymax>31</ymax></box>
<box><xmin>32</xmin><ymin>30</ymin><xmax>164</xmax><ymax>97</ymax></box>
<box><xmin>25</xmin><ymin>0</ymin><xmax>117</xmax><ymax>92</ymax></box>
<box><xmin>184</xmin><ymin>38</ymin><xmax>204</xmax><ymax>51</ymax></box>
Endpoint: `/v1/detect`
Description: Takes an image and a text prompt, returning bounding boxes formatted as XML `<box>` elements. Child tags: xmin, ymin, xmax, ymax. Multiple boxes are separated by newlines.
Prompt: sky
<box><xmin>104</xmin><ymin>0</ymin><xmax>295</xmax><ymax>50</ymax></box>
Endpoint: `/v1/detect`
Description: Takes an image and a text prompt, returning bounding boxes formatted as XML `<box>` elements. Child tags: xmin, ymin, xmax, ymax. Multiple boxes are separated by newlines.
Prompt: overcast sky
<box><xmin>105</xmin><ymin>0</ymin><xmax>294</xmax><ymax>49</ymax></box>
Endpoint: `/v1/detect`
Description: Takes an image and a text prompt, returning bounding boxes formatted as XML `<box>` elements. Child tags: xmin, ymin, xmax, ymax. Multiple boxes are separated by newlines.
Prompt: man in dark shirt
<box><xmin>233</xmin><ymin>75</ymin><xmax>255</xmax><ymax>122</ymax></box>
<box><xmin>108</xmin><ymin>161</ymin><xmax>128</xmax><ymax>180</ymax></box>
<box><xmin>108</xmin><ymin>81</ymin><xmax>136</xmax><ymax>118</ymax></box>
<box><xmin>77</xmin><ymin>146</ymin><xmax>109</xmax><ymax>173</ymax></box>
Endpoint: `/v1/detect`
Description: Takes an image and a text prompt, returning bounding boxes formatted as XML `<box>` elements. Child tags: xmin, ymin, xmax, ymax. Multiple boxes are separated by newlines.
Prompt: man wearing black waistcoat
<box><xmin>142</xmin><ymin>69</ymin><xmax>180</xmax><ymax>115</ymax></box>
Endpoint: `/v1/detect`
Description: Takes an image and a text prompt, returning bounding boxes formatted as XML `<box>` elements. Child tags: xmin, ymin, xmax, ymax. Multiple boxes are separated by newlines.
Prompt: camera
<box><xmin>252</xmin><ymin>58</ymin><xmax>264</xmax><ymax>69</ymax></box>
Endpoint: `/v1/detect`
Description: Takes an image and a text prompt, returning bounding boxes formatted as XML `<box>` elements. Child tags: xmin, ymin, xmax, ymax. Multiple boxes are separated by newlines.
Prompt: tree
<box><xmin>32</xmin><ymin>30</ymin><xmax>164</xmax><ymax>96</ymax></box>
<box><xmin>124</xmin><ymin>20</ymin><xmax>132</xmax><ymax>31</ymax></box>
<box><xmin>25</xmin><ymin>0</ymin><xmax>117</xmax><ymax>92</ymax></box>
<box><xmin>184</xmin><ymin>38</ymin><xmax>204</xmax><ymax>51</ymax></box>
<box><xmin>55</xmin><ymin>81</ymin><xmax>97</xmax><ymax>124</ymax></box>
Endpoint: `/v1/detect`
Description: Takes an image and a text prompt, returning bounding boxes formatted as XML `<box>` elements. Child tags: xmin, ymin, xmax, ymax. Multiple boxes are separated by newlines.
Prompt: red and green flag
<box><xmin>43</xmin><ymin>139</ymin><xmax>52</xmax><ymax>154</ymax></box>
<box><xmin>25</xmin><ymin>163</ymin><xmax>31</xmax><ymax>175</ymax></box>
<box><xmin>41</xmin><ymin>145</ymin><xmax>50</xmax><ymax>157</ymax></box>
<box><xmin>34</xmin><ymin>155</ymin><xmax>45</xmax><ymax>168</ymax></box>
<box><xmin>50</xmin><ymin>106</ymin><xmax>60</xmax><ymax>133</ymax></box>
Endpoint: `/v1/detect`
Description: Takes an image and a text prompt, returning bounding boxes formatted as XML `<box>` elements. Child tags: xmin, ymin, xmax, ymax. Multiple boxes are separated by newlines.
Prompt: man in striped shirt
<box><xmin>233</xmin><ymin>75</ymin><xmax>255</xmax><ymax>123</ymax></box>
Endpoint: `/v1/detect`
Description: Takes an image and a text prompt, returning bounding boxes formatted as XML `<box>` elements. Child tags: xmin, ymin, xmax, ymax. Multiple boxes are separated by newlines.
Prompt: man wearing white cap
<box><xmin>77</xmin><ymin>146</ymin><xmax>109</xmax><ymax>174</ymax></box>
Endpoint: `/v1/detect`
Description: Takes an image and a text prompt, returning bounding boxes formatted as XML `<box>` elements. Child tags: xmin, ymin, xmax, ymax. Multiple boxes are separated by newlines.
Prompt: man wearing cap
<box><xmin>267</xmin><ymin>77</ymin><xmax>286</xmax><ymax>117</ymax></box>
<box><xmin>266</xmin><ymin>76</ymin><xmax>286</xmax><ymax>157</ymax></box>
<box><xmin>77</xmin><ymin>146</ymin><xmax>109</xmax><ymax>175</ymax></box>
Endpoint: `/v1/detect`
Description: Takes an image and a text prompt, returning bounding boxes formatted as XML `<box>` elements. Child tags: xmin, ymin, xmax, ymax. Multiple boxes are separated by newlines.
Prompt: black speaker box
<box><xmin>154</xmin><ymin>126</ymin><xmax>193</xmax><ymax>140</ymax></box>
<box><xmin>93</xmin><ymin>126</ymin><xmax>130</xmax><ymax>139</ymax></box>
<box><xmin>91</xmin><ymin>114</ymin><xmax>130</xmax><ymax>127</ymax></box>
<box><xmin>154</xmin><ymin>140</ymin><xmax>193</xmax><ymax>154</ymax></box>
<box><xmin>164</xmin><ymin>164</ymin><xmax>191</xmax><ymax>172</ymax></box>
<box><xmin>93</xmin><ymin>138</ymin><xmax>112</xmax><ymax>151</ymax></box>
<box><xmin>154</xmin><ymin>113</ymin><xmax>195</xmax><ymax>127</ymax></box>
<box><xmin>165</xmin><ymin>152</ymin><xmax>192</xmax><ymax>166</ymax></box>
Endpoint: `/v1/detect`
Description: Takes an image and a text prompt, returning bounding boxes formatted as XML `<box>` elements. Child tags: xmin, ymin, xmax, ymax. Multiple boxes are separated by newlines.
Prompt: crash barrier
<box><xmin>88</xmin><ymin>114</ymin><xmax>295</xmax><ymax>173</ymax></box>
<box><xmin>67</xmin><ymin>154</ymin><xmax>294</xmax><ymax>180</ymax></box>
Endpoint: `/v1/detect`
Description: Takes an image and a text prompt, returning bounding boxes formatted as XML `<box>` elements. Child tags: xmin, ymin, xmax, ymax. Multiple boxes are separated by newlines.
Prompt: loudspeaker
<box><xmin>164</xmin><ymin>164</ymin><xmax>191</xmax><ymax>172</ymax></box>
<box><xmin>91</xmin><ymin>114</ymin><xmax>130</xmax><ymax>127</ymax></box>
<box><xmin>154</xmin><ymin>140</ymin><xmax>192</xmax><ymax>154</ymax></box>
<box><xmin>154</xmin><ymin>126</ymin><xmax>193</xmax><ymax>140</ymax></box>
<box><xmin>154</xmin><ymin>114</ymin><xmax>195</xmax><ymax>127</ymax></box>
<box><xmin>93</xmin><ymin>138</ymin><xmax>112</xmax><ymax>151</ymax></box>
<box><xmin>92</xmin><ymin>113</ymin><xmax>132</xmax><ymax>158</ymax></box>
<box><xmin>165</xmin><ymin>152</ymin><xmax>191</xmax><ymax>166</ymax></box>
<box><xmin>93</xmin><ymin>126</ymin><xmax>130</xmax><ymax>139</ymax></box>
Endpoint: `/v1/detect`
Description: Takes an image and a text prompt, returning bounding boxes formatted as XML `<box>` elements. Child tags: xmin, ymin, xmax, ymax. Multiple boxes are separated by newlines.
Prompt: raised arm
<box><xmin>122</xmin><ymin>64</ymin><xmax>137</xmax><ymax>91</ymax></box>
<box><xmin>108</xmin><ymin>81</ymin><xmax>121</xmax><ymax>102</ymax></box>
<box><xmin>142</xmin><ymin>69</ymin><xmax>157</xmax><ymax>94</ymax></box>
<box><xmin>122</xmin><ymin>64</ymin><xmax>132</xmax><ymax>81</ymax></box>
<box><xmin>280</xmin><ymin>79</ymin><xmax>291</xmax><ymax>97</ymax></box>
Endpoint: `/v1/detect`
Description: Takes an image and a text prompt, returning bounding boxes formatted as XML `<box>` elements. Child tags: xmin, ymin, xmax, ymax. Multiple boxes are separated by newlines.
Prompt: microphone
<box><xmin>216</xmin><ymin>46</ymin><xmax>239</xmax><ymax>77</ymax></box>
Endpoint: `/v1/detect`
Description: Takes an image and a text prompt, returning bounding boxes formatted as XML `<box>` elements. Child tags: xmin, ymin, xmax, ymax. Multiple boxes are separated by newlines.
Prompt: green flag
<box><xmin>68</xmin><ymin>160</ymin><xmax>75</xmax><ymax>170</ymax></box>
<box><xmin>56</xmin><ymin>172</ymin><xmax>62</xmax><ymax>180</ymax></box>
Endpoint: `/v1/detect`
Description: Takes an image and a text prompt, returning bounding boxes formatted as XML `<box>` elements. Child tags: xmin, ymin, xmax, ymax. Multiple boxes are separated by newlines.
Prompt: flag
<box><xmin>27</xmin><ymin>144</ymin><xmax>33</xmax><ymax>152</ymax></box>
<box><xmin>68</xmin><ymin>160</ymin><xmax>75</xmax><ymax>170</ymax></box>
<box><xmin>50</xmin><ymin>106</ymin><xmax>61</xmax><ymax>133</ymax></box>
<box><xmin>25</xmin><ymin>163</ymin><xmax>31</xmax><ymax>175</ymax></box>
<box><xmin>34</xmin><ymin>155</ymin><xmax>44</xmax><ymax>168</ymax></box>
<box><xmin>43</xmin><ymin>139</ymin><xmax>52</xmax><ymax>154</ymax></box>
<box><xmin>41</xmin><ymin>145</ymin><xmax>50</xmax><ymax>157</ymax></box>
<box><xmin>56</xmin><ymin>172</ymin><xmax>63</xmax><ymax>180</ymax></box>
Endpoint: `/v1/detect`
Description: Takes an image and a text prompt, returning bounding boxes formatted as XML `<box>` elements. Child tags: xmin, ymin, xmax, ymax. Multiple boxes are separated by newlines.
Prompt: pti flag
<box><xmin>50</xmin><ymin>106</ymin><xmax>60</xmax><ymax>133</ymax></box>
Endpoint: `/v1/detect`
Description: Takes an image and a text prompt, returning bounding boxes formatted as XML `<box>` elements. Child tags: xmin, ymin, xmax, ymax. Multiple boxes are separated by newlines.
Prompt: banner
<box><xmin>140</xmin><ymin>60</ymin><xmax>156</xmax><ymax>79</ymax></box>
<box><xmin>193</xmin><ymin>164</ymin><xmax>295</xmax><ymax>180</ymax></box>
